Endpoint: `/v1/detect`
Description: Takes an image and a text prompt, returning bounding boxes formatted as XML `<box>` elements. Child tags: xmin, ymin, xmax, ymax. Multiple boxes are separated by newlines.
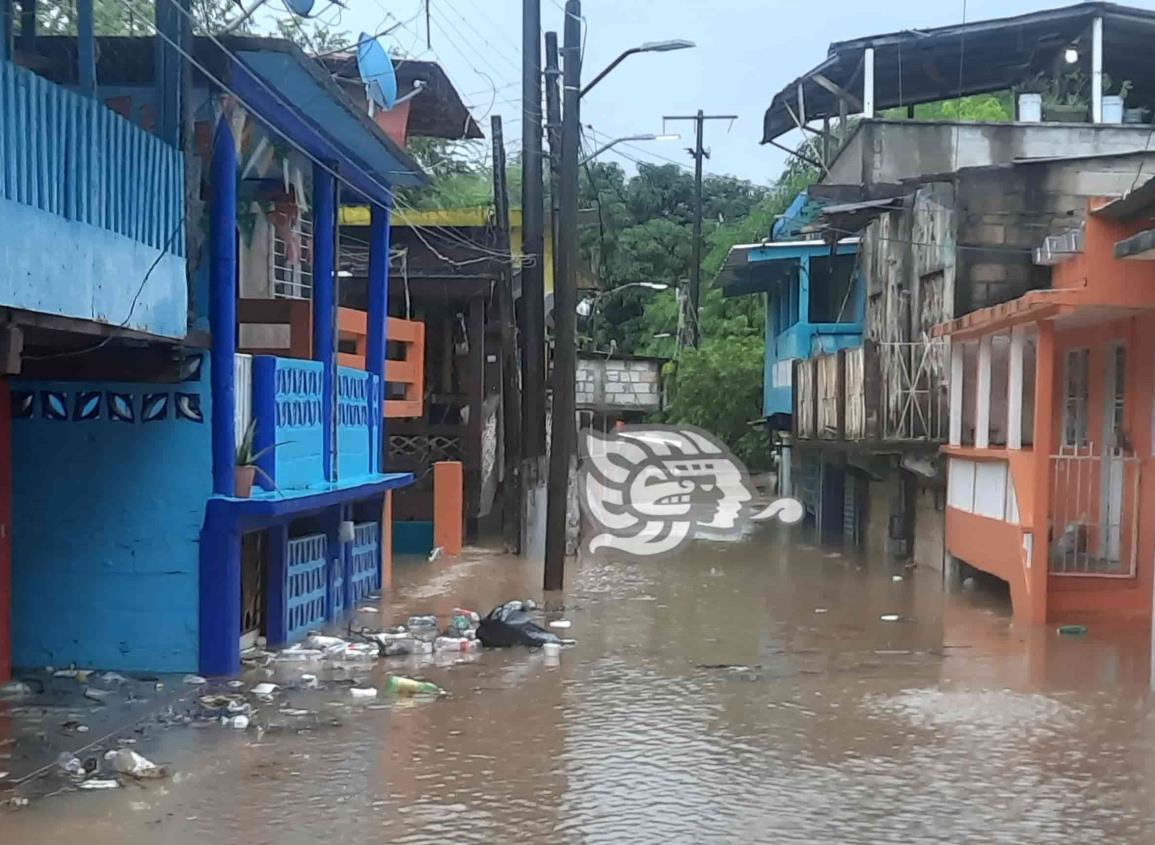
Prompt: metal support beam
<box><xmin>811</xmin><ymin>72</ymin><xmax>863</xmax><ymax>113</ymax></box>
<box><xmin>1092</xmin><ymin>15</ymin><xmax>1104</xmax><ymax>124</ymax></box>
<box><xmin>863</xmin><ymin>46</ymin><xmax>876</xmax><ymax>118</ymax></box>
<box><xmin>1007</xmin><ymin>327</ymin><xmax>1025</xmax><ymax>450</ymax></box>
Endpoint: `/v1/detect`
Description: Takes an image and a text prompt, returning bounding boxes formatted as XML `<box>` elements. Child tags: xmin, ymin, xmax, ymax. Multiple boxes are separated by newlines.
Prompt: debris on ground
<box><xmin>880</xmin><ymin>614</ymin><xmax>901</xmax><ymax>622</ymax></box>
<box><xmin>476</xmin><ymin>601</ymin><xmax>565</xmax><ymax>648</ymax></box>
<box><xmin>350</xmin><ymin>686</ymin><xmax>378</xmax><ymax>699</ymax></box>
<box><xmin>0</xmin><ymin>679</ymin><xmax>34</xmax><ymax>697</ymax></box>
<box><xmin>108</xmin><ymin>749</ymin><xmax>167</xmax><ymax>779</ymax></box>
<box><xmin>385</xmin><ymin>676</ymin><xmax>443</xmax><ymax>696</ymax></box>
<box><xmin>183</xmin><ymin>674</ymin><xmax>207</xmax><ymax>685</ymax></box>
<box><xmin>77</xmin><ymin>779</ymin><xmax>121</xmax><ymax>790</ymax></box>
<box><xmin>1058</xmin><ymin>624</ymin><xmax>1088</xmax><ymax>636</ymax></box>
<box><xmin>548</xmin><ymin>620</ymin><xmax>572</xmax><ymax>629</ymax></box>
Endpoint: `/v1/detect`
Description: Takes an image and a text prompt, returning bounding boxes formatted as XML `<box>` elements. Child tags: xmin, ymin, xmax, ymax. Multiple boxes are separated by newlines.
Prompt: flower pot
<box><xmin>1017</xmin><ymin>93</ymin><xmax>1042</xmax><ymax>123</ymax></box>
<box><xmin>1043</xmin><ymin>103</ymin><xmax>1088</xmax><ymax>123</ymax></box>
<box><xmin>1124</xmin><ymin>106</ymin><xmax>1151</xmax><ymax>125</ymax></box>
<box><xmin>235</xmin><ymin>465</ymin><xmax>256</xmax><ymax>499</ymax></box>
<box><xmin>1102</xmin><ymin>95</ymin><xmax>1125</xmax><ymax>124</ymax></box>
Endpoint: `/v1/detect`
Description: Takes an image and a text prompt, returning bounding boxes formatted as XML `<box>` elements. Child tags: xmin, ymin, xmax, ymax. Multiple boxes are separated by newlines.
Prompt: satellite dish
<box><xmin>356</xmin><ymin>32</ymin><xmax>398</xmax><ymax>110</ymax></box>
<box><xmin>282</xmin><ymin>0</ymin><xmax>315</xmax><ymax>15</ymax></box>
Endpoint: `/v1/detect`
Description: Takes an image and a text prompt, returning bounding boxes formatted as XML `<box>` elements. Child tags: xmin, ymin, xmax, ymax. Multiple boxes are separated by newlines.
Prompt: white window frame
<box><xmin>271</xmin><ymin>208</ymin><xmax>314</xmax><ymax>301</ymax></box>
<box><xmin>1062</xmin><ymin>348</ymin><xmax>1090</xmax><ymax>448</ymax></box>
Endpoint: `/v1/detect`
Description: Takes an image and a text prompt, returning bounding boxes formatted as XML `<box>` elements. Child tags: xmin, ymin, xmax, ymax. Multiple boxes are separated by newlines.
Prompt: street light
<box><xmin>578</xmin><ymin>282</ymin><xmax>669</xmax><ymax>344</ymax></box>
<box><xmin>580</xmin><ymin>133</ymin><xmax>679</xmax><ymax>165</ymax></box>
<box><xmin>581</xmin><ymin>39</ymin><xmax>696</xmax><ymax>98</ymax></box>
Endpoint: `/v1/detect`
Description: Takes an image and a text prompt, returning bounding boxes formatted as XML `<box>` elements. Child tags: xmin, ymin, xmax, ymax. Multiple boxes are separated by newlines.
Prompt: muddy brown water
<box><xmin>3</xmin><ymin>526</ymin><xmax>1155</xmax><ymax>843</ymax></box>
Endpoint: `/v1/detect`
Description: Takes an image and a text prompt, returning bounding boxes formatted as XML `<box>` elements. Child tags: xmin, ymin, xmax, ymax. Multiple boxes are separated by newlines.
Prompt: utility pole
<box><xmin>544</xmin><ymin>31</ymin><xmax>562</xmax><ymax>296</ymax></box>
<box><xmin>662</xmin><ymin>110</ymin><xmax>737</xmax><ymax>348</ymax></box>
<box><xmin>543</xmin><ymin>0</ymin><xmax>581</xmax><ymax>592</ymax></box>
<box><xmin>521</xmin><ymin>0</ymin><xmax>547</xmax><ymax>466</ymax></box>
<box><xmin>491</xmin><ymin>115</ymin><xmax>523</xmax><ymax>554</ymax></box>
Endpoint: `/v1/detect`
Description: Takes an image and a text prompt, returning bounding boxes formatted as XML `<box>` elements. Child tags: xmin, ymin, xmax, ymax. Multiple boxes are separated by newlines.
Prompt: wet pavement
<box><xmin>4</xmin><ymin>527</ymin><xmax>1155</xmax><ymax>843</ymax></box>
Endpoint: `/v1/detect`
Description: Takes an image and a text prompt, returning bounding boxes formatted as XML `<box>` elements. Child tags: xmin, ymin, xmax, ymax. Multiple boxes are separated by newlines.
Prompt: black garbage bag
<box><xmin>476</xmin><ymin>601</ymin><xmax>562</xmax><ymax>648</ymax></box>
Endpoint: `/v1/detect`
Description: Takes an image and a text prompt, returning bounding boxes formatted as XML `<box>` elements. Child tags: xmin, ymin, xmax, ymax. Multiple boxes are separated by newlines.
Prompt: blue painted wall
<box><xmin>337</xmin><ymin>367</ymin><xmax>379</xmax><ymax>480</ymax></box>
<box><xmin>753</xmin><ymin>241</ymin><xmax>864</xmax><ymax>418</ymax></box>
<box><xmin>0</xmin><ymin>62</ymin><xmax>187</xmax><ymax>339</ymax></box>
<box><xmin>253</xmin><ymin>356</ymin><xmax>326</xmax><ymax>491</ymax></box>
<box><xmin>10</xmin><ymin>356</ymin><xmax>212</xmax><ymax>671</ymax></box>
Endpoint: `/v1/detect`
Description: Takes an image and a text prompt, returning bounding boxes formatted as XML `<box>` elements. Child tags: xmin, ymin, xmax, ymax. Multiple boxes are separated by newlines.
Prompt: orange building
<box><xmin>934</xmin><ymin>183</ymin><xmax>1155</xmax><ymax>624</ymax></box>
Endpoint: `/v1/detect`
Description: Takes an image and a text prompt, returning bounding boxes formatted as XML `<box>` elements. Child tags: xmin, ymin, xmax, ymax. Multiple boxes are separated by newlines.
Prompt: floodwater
<box><xmin>4</xmin><ymin>526</ymin><xmax>1155</xmax><ymax>843</ymax></box>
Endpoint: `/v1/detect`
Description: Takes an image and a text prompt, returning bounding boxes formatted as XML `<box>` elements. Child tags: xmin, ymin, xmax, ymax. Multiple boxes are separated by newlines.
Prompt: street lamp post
<box><xmin>577</xmin><ymin>282</ymin><xmax>669</xmax><ymax>347</ymax></box>
<box><xmin>580</xmin><ymin>133</ymin><xmax>678</xmax><ymax>165</ymax></box>
<box><xmin>581</xmin><ymin>39</ymin><xmax>695</xmax><ymax>98</ymax></box>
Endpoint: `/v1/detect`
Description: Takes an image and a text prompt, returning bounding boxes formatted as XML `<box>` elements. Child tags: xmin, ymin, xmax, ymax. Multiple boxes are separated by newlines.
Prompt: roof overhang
<box><xmin>717</xmin><ymin>238</ymin><xmax>859</xmax><ymax>297</ymax></box>
<box><xmin>762</xmin><ymin>2</ymin><xmax>1155</xmax><ymax>144</ymax></box>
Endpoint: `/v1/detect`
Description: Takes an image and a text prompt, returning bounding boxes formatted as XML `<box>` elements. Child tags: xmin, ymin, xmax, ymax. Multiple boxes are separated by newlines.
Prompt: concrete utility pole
<box><xmin>662</xmin><ymin>111</ymin><xmax>737</xmax><ymax>348</ymax></box>
<box><xmin>543</xmin><ymin>0</ymin><xmax>581</xmax><ymax>592</ymax></box>
<box><xmin>521</xmin><ymin>0</ymin><xmax>547</xmax><ymax>464</ymax></box>
<box><xmin>491</xmin><ymin>115</ymin><xmax>523</xmax><ymax>554</ymax></box>
<box><xmin>544</xmin><ymin>30</ymin><xmax>563</xmax><ymax>298</ymax></box>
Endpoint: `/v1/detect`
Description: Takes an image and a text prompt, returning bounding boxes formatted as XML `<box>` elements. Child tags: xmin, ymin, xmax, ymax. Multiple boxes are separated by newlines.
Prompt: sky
<box><xmin>289</xmin><ymin>0</ymin><xmax>1155</xmax><ymax>186</ymax></box>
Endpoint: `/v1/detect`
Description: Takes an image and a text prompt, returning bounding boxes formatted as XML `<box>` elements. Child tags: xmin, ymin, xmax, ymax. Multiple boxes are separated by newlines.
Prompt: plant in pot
<box><xmin>1101</xmin><ymin>75</ymin><xmax>1133</xmax><ymax>124</ymax></box>
<box><xmin>235</xmin><ymin>419</ymin><xmax>278</xmax><ymax>499</ymax></box>
<box><xmin>1016</xmin><ymin>73</ymin><xmax>1047</xmax><ymax>123</ymax></box>
<box><xmin>1043</xmin><ymin>69</ymin><xmax>1089</xmax><ymax>122</ymax></box>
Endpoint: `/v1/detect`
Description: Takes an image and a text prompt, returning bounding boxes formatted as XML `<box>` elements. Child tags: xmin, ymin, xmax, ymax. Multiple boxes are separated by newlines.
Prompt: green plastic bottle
<box><xmin>386</xmin><ymin>675</ymin><xmax>443</xmax><ymax>696</ymax></box>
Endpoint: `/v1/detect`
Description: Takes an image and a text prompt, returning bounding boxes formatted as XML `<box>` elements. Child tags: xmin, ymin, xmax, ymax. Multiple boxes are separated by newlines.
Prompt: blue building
<box><xmin>718</xmin><ymin>197</ymin><xmax>863</xmax><ymax>431</ymax></box>
<box><xmin>1</xmin><ymin>8</ymin><xmax>429</xmax><ymax>676</ymax></box>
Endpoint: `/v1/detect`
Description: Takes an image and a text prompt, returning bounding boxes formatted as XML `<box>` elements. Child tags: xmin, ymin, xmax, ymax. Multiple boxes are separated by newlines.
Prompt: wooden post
<box><xmin>381</xmin><ymin>491</ymin><xmax>393</xmax><ymax>590</ymax></box>
<box><xmin>491</xmin><ymin>115</ymin><xmax>523</xmax><ymax>553</ymax></box>
<box><xmin>1007</xmin><ymin>327</ymin><xmax>1025</xmax><ymax>449</ymax></box>
<box><xmin>976</xmin><ymin>335</ymin><xmax>992</xmax><ymax>449</ymax></box>
<box><xmin>949</xmin><ymin>340</ymin><xmax>964</xmax><ymax>446</ymax></box>
<box><xmin>836</xmin><ymin>348</ymin><xmax>847</xmax><ymax>440</ymax></box>
<box><xmin>466</xmin><ymin>297</ymin><xmax>485</xmax><ymax>529</ymax></box>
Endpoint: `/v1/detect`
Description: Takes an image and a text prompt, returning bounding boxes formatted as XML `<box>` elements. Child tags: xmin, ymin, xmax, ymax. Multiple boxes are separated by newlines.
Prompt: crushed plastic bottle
<box><xmin>108</xmin><ymin>749</ymin><xmax>166</xmax><ymax>778</ymax></box>
<box><xmin>350</xmin><ymin>686</ymin><xmax>378</xmax><ymax>699</ymax></box>
<box><xmin>406</xmin><ymin>615</ymin><xmax>439</xmax><ymax>630</ymax></box>
<box><xmin>386</xmin><ymin>675</ymin><xmax>444</xmax><ymax>696</ymax></box>
<box><xmin>434</xmin><ymin>636</ymin><xmax>479</xmax><ymax>653</ymax></box>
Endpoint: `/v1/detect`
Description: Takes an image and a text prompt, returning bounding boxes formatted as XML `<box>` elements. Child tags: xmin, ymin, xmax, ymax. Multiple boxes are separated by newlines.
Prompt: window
<box><xmin>271</xmin><ymin>209</ymin><xmax>314</xmax><ymax>300</ymax></box>
<box><xmin>771</xmin><ymin>270</ymin><xmax>800</xmax><ymax>336</ymax></box>
<box><xmin>1108</xmin><ymin>344</ymin><xmax>1126</xmax><ymax>449</ymax></box>
<box><xmin>808</xmin><ymin>253</ymin><xmax>858</xmax><ymax>323</ymax></box>
<box><xmin>1062</xmin><ymin>348</ymin><xmax>1090</xmax><ymax>447</ymax></box>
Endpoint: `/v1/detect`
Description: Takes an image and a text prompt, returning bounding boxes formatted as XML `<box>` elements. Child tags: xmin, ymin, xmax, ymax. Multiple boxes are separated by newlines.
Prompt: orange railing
<box><xmin>338</xmin><ymin>307</ymin><xmax>425</xmax><ymax>419</ymax></box>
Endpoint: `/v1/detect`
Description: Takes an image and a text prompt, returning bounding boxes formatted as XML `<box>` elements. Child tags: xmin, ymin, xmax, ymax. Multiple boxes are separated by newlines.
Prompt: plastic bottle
<box><xmin>386</xmin><ymin>675</ymin><xmax>444</xmax><ymax>696</ymax></box>
<box><xmin>406</xmin><ymin>615</ymin><xmax>439</xmax><ymax>630</ymax></box>
<box><xmin>434</xmin><ymin>636</ymin><xmax>478</xmax><ymax>653</ymax></box>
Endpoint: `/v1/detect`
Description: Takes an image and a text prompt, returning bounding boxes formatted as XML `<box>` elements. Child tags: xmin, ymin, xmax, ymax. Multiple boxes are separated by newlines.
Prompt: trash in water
<box><xmin>350</xmin><ymin>687</ymin><xmax>378</xmax><ymax>699</ymax></box>
<box><xmin>962</xmin><ymin>576</ymin><xmax>976</xmax><ymax>589</ymax></box>
<box><xmin>542</xmin><ymin>642</ymin><xmax>561</xmax><ymax>658</ymax></box>
<box><xmin>385</xmin><ymin>676</ymin><xmax>443</xmax><ymax>697</ymax></box>
<box><xmin>1058</xmin><ymin>624</ymin><xmax>1088</xmax><ymax>636</ymax></box>
<box><xmin>406</xmin><ymin>615</ymin><xmax>439</xmax><ymax>630</ymax></box>
<box><xmin>0</xmin><ymin>680</ymin><xmax>33</xmax><ymax>697</ymax></box>
<box><xmin>223</xmin><ymin>715</ymin><xmax>250</xmax><ymax>730</ymax></box>
<box><xmin>183</xmin><ymin>674</ymin><xmax>207</xmax><ymax>685</ymax></box>
<box><xmin>428</xmin><ymin>546</ymin><xmax>443</xmax><ymax>562</ymax></box>
<box><xmin>53</xmin><ymin>668</ymin><xmax>91</xmax><ymax>681</ymax></box>
<box><xmin>299</xmin><ymin>674</ymin><xmax>319</xmax><ymax>689</ymax></box>
<box><xmin>108</xmin><ymin>749</ymin><xmax>167</xmax><ymax>779</ymax></box>
<box><xmin>334</xmin><ymin>643</ymin><xmax>378</xmax><ymax>662</ymax></box>
<box><xmin>453</xmin><ymin>608</ymin><xmax>481</xmax><ymax>624</ymax></box>
<box><xmin>59</xmin><ymin>720</ymin><xmax>89</xmax><ymax>735</ymax></box>
<box><xmin>90</xmin><ymin>671</ymin><xmax>130</xmax><ymax>687</ymax></box>
<box><xmin>83</xmin><ymin>686</ymin><xmax>114</xmax><ymax>703</ymax></box>
<box><xmin>476</xmin><ymin>601</ymin><xmax>563</xmax><ymax>648</ymax></box>
<box><xmin>57</xmin><ymin>752</ymin><xmax>85</xmax><ymax>776</ymax></box>
<box><xmin>197</xmin><ymin>694</ymin><xmax>251</xmax><ymax>719</ymax></box>
<box><xmin>814</xmin><ymin>608</ymin><xmax>829</xmax><ymax>614</ymax></box>
<box><xmin>0</xmin><ymin>772</ymin><xmax>8</xmax><ymax>780</ymax></box>
<box><xmin>548</xmin><ymin>620</ymin><xmax>572</xmax><ymax>629</ymax></box>
<box><xmin>523</xmin><ymin>598</ymin><xmax>538</xmax><ymax>611</ymax></box>
<box><xmin>251</xmin><ymin>683</ymin><xmax>278</xmax><ymax>698</ymax></box>
<box><xmin>78</xmin><ymin>779</ymin><xmax>121</xmax><ymax>790</ymax></box>
<box><xmin>891</xmin><ymin>575</ymin><xmax>904</xmax><ymax>582</ymax></box>
<box><xmin>880</xmin><ymin>614</ymin><xmax>901</xmax><ymax>622</ymax></box>
<box><xmin>434</xmin><ymin>636</ymin><xmax>479</xmax><ymax>653</ymax></box>
<box><xmin>358</xmin><ymin>606</ymin><xmax>379</xmax><ymax>613</ymax></box>
<box><xmin>275</xmin><ymin>645</ymin><xmax>325</xmax><ymax>662</ymax></box>
<box><xmin>8</xmin><ymin>796</ymin><xmax>29</xmax><ymax>807</ymax></box>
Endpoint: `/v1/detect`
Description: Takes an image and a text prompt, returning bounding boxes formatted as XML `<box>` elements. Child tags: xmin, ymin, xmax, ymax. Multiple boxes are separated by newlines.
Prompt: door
<box><xmin>240</xmin><ymin>531</ymin><xmax>266</xmax><ymax>650</ymax></box>
<box><xmin>1101</xmin><ymin>344</ymin><xmax>1126</xmax><ymax>564</ymax></box>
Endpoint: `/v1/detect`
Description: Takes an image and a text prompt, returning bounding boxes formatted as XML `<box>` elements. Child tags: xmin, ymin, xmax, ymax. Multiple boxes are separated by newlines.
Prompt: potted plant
<box><xmin>1016</xmin><ymin>74</ymin><xmax>1047</xmax><ymax>123</ymax></box>
<box><xmin>1043</xmin><ymin>70</ymin><xmax>1089</xmax><ymax>122</ymax></box>
<box><xmin>235</xmin><ymin>419</ymin><xmax>278</xmax><ymax>498</ymax></box>
<box><xmin>1101</xmin><ymin>75</ymin><xmax>1133</xmax><ymax>124</ymax></box>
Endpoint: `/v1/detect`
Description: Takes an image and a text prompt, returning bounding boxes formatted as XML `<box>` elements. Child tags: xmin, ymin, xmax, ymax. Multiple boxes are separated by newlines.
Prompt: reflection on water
<box><xmin>4</xmin><ymin>526</ymin><xmax>1155</xmax><ymax>843</ymax></box>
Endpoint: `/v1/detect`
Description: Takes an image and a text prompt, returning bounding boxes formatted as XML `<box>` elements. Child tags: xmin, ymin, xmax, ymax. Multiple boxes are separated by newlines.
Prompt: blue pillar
<box><xmin>210</xmin><ymin>116</ymin><xmax>237</xmax><ymax>497</ymax></box>
<box><xmin>264</xmin><ymin>523</ymin><xmax>289</xmax><ymax>648</ymax></box>
<box><xmin>250</xmin><ymin>356</ymin><xmax>278</xmax><ymax>491</ymax></box>
<box><xmin>367</xmin><ymin>202</ymin><xmax>391</xmax><ymax>473</ymax></box>
<box><xmin>312</xmin><ymin>163</ymin><xmax>336</xmax><ymax>483</ymax></box>
<box><xmin>199</xmin><ymin>506</ymin><xmax>241</xmax><ymax>675</ymax></box>
<box><xmin>76</xmin><ymin>0</ymin><xmax>94</xmax><ymax>97</ymax></box>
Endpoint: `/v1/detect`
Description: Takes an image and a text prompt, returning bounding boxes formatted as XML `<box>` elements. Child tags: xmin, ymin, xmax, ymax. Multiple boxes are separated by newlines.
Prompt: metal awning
<box><xmin>762</xmin><ymin>2</ymin><xmax>1155</xmax><ymax>143</ymax></box>
<box><xmin>1115</xmin><ymin>227</ymin><xmax>1155</xmax><ymax>259</ymax></box>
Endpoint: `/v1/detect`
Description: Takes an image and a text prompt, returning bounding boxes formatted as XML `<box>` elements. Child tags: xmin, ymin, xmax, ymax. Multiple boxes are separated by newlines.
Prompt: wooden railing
<box><xmin>337</xmin><ymin>307</ymin><xmax>424</xmax><ymax>419</ymax></box>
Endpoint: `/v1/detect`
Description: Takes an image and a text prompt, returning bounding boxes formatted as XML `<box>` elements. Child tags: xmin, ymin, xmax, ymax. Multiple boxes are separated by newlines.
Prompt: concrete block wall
<box><xmin>576</xmin><ymin>358</ymin><xmax>662</xmax><ymax>412</ymax></box>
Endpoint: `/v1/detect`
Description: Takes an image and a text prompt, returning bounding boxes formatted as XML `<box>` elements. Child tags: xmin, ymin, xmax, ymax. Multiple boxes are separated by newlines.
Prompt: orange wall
<box><xmin>1052</xmin><ymin>209</ymin><xmax>1155</xmax><ymax>305</ymax></box>
<box><xmin>945</xmin><ymin>508</ymin><xmax>1032</xmax><ymax>613</ymax></box>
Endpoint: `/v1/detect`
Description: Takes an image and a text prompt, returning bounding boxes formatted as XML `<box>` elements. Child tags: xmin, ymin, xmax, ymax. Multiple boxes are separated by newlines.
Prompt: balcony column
<box><xmin>76</xmin><ymin>0</ymin><xmax>95</xmax><ymax>97</ymax></box>
<box><xmin>1092</xmin><ymin>15</ymin><xmax>1104</xmax><ymax>124</ymax></box>
<box><xmin>209</xmin><ymin>115</ymin><xmax>237</xmax><ymax>497</ymax></box>
<box><xmin>863</xmin><ymin>46</ymin><xmax>875</xmax><ymax>118</ymax></box>
<box><xmin>949</xmin><ymin>339</ymin><xmax>964</xmax><ymax>446</ymax></box>
<box><xmin>0</xmin><ymin>0</ymin><xmax>9</xmax><ymax>62</ymax></box>
<box><xmin>17</xmin><ymin>0</ymin><xmax>32</xmax><ymax>52</ymax></box>
<box><xmin>1027</xmin><ymin>320</ymin><xmax>1056</xmax><ymax>623</ymax></box>
<box><xmin>1007</xmin><ymin>326</ymin><xmax>1025</xmax><ymax>449</ymax></box>
<box><xmin>975</xmin><ymin>335</ymin><xmax>992</xmax><ymax>449</ymax></box>
<box><xmin>366</xmin><ymin>201</ymin><xmax>391</xmax><ymax>472</ymax></box>
<box><xmin>312</xmin><ymin>162</ymin><xmax>337</xmax><ymax>483</ymax></box>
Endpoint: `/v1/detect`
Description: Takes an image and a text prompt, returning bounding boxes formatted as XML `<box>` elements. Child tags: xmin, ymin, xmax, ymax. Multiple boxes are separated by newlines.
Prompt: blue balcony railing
<box><xmin>251</xmin><ymin>356</ymin><xmax>326</xmax><ymax>492</ymax></box>
<box><xmin>0</xmin><ymin>61</ymin><xmax>184</xmax><ymax>253</ymax></box>
<box><xmin>0</xmin><ymin>60</ymin><xmax>187</xmax><ymax>338</ymax></box>
<box><xmin>337</xmin><ymin>366</ymin><xmax>381</xmax><ymax>480</ymax></box>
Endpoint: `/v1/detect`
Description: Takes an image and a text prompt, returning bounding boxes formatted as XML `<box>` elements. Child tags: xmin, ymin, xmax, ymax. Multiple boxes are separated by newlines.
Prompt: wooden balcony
<box><xmin>336</xmin><ymin>307</ymin><xmax>425</xmax><ymax>419</ymax></box>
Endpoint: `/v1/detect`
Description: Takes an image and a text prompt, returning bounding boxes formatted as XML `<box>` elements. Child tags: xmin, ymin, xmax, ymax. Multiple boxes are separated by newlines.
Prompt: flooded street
<box><xmin>5</xmin><ymin>527</ymin><xmax>1155</xmax><ymax>843</ymax></box>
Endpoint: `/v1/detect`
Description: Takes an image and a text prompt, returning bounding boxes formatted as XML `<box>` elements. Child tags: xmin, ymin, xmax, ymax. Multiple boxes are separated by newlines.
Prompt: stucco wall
<box><xmin>10</xmin><ymin>355</ymin><xmax>213</xmax><ymax>671</ymax></box>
